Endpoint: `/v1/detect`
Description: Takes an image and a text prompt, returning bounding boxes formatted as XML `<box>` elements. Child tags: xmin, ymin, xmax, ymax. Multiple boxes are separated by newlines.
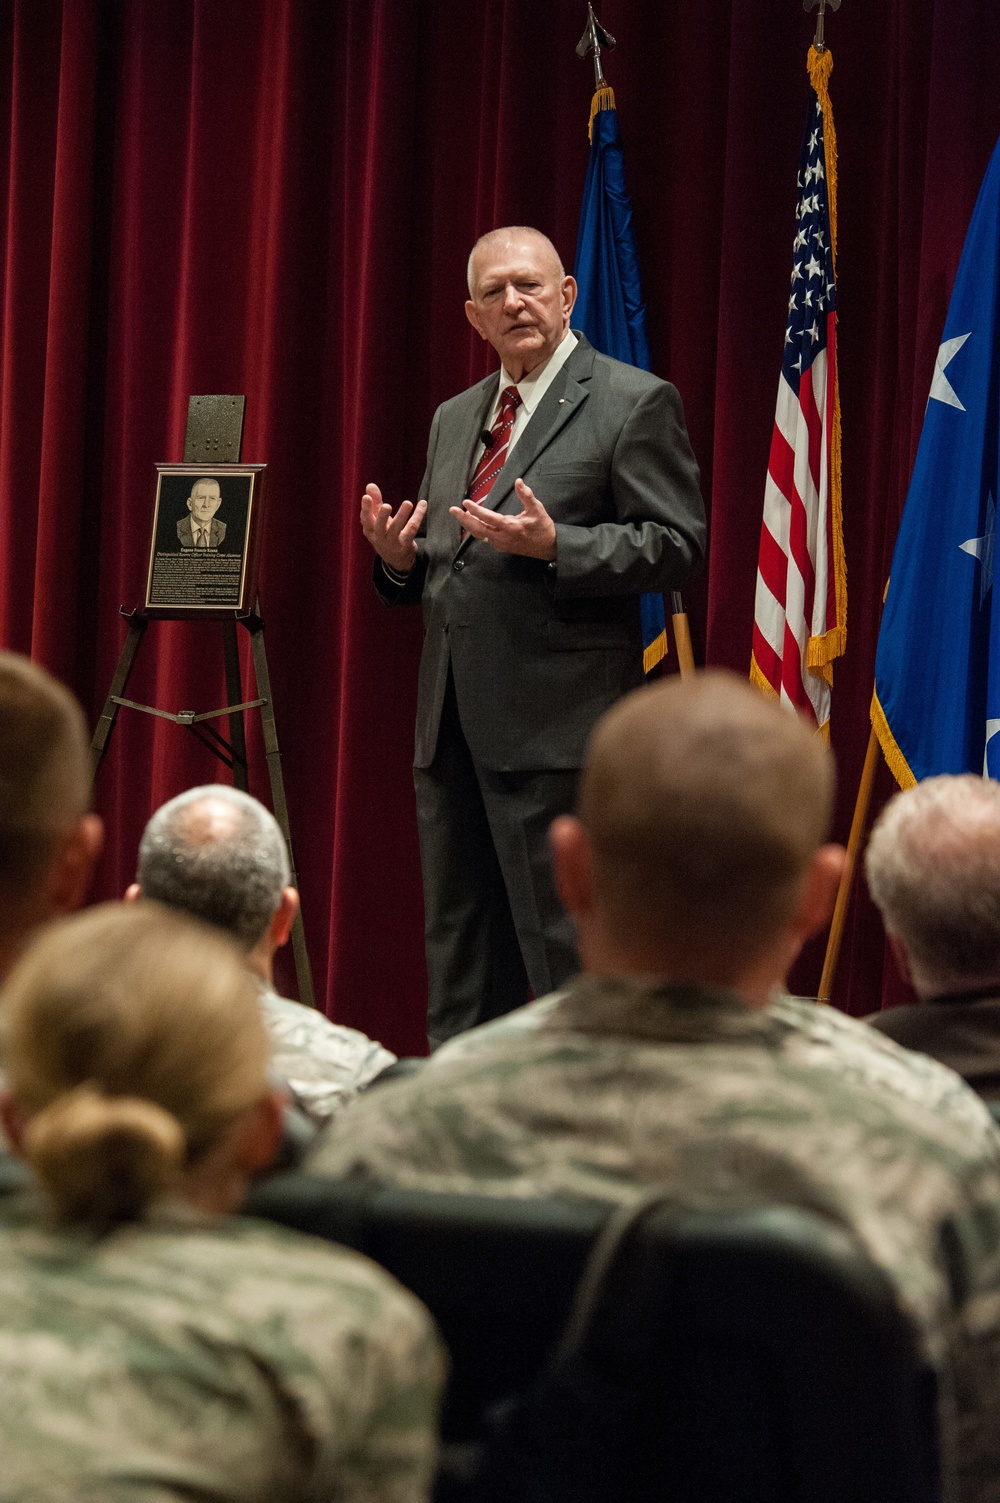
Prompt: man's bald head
<box><xmin>576</xmin><ymin>671</ymin><xmax>836</xmax><ymax>970</ymax></box>
<box><xmin>136</xmin><ymin>785</ymin><xmax>291</xmax><ymax>951</ymax></box>
<box><xmin>0</xmin><ymin>653</ymin><xmax>91</xmax><ymax>897</ymax></box>
<box><xmin>466</xmin><ymin>227</ymin><xmax>564</xmax><ymax>296</ymax></box>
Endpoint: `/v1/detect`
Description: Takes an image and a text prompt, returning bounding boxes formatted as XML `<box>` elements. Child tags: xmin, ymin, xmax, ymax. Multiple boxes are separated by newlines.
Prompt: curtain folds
<box><xmin>1</xmin><ymin>0</ymin><xmax>996</xmax><ymax>1044</ymax></box>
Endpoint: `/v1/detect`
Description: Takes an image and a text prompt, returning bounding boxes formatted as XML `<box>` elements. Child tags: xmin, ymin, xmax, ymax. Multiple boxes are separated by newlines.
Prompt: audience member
<box><xmin>864</xmin><ymin>773</ymin><xmax>1000</xmax><ymax>1101</ymax></box>
<box><xmin>130</xmin><ymin>785</ymin><xmax>396</xmax><ymax>1125</ymax></box>
<box><xmin>0</xmin><ymin>651</ymin><xmax>102</xmax><ymax>979</ymax></box>
<box><xmin>308</xmin><ymin>670</ymin><xmax>1000</xmax><ymax>1502</ymax></box>
<box><xmin>0</xmin><ymin>902</ymin><xmax>443</xmax><ymax>1500</ymax></box>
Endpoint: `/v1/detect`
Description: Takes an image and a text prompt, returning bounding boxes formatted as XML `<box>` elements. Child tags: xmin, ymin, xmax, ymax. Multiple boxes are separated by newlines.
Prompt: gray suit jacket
<box><xmin>177</xmin><ymin>516</ymin><xmax>226</xmax><ymax>548</ymax></box>
<box><xmin>377</xmin><ymin>334</ymin><xmax>705</xmax><ymax>772</ymax></box>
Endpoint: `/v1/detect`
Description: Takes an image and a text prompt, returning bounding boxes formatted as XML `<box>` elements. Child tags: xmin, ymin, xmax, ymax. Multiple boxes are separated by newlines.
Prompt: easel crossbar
<box><xmin>111</xmin><ymin>694</ymin><xmax>266</xmax><ymax>725</ymax></box>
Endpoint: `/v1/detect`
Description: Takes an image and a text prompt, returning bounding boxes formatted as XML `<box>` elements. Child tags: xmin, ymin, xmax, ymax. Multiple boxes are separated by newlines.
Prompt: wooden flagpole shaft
<box><xmin>817</xmin><ymin>723</ymin><xmax>881</xmax><ymax>1002</ymax></box>
<box><xmin>670</xmin><ymin>593</ymin><xmax>696</xmax><ymax>678</ymax></box>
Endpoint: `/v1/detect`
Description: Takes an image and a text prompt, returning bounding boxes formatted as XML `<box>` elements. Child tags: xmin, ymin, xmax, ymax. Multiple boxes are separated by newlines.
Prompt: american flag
<box><xmin>751</xmin><ymin>52</ymin><xmax>846</xmax><ymax>731</ymax></box>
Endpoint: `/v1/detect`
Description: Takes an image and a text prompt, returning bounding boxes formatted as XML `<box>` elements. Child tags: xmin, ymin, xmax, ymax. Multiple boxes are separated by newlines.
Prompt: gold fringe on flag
<box><xmin>588</xmin><ymin>85</ymin><xmax>616</xmax><ymax>140</ymax></box>
<box><xmin>870</xmin><ymin>687</ymin><xmax>917</xmax><ymax>789</ymax></box>
<box><xmin>751</xmin><ymin>654</ymin><xmax>831</xmax><ymax>740</ymax></box>
<box><xmin>643</xmin><ymin>630</ymin><xmax>668</xmax><ymax>675</ymax></box>
<box><xmin>749</xmin><ymin>655</ymin><xmax>779</xmax><ymax>700</ymax></box>
<box><xmin>804</xmin><ymin>43</ymin><xmax>848</xmax><ymax>680</ymax></box>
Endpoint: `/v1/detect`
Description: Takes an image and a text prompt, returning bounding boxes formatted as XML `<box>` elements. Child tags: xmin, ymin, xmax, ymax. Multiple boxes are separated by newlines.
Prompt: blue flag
<box><xmin>574</xmin><ymin>90</ymin><xmax>666</xmax><ymax>672</ymax></box>
<box><xmin>873</xmin><ymin>136</ymin><xmax>1000</xmax><ymax>785</ymax></box>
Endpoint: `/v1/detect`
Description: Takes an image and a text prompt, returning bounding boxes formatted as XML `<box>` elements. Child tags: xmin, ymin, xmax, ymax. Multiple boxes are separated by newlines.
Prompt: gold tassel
<box><xmin>588</xmin><ymin>85</ymin><xmax>616</xmax><ymax>141</ymax></box>
<box><xmin>804</xmin><ymin>43</ymin><xmax>847</xmax><ymax>686</ymax></box>
<box><xmin>807</xmin><ymin>46</ymin><xmax>837</xmax><ymax>264</ymax></box>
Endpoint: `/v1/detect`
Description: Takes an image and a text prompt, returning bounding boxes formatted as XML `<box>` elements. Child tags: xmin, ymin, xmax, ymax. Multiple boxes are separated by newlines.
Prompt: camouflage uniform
<box><xmin>0</xmin><ymin>1194</ymin><xmax>444</xmax><ymax>1502</ymax></box>
<box><xmin>260</xmin><ymin>984</ymin><xmax>396</xmax><ymax>1125</ymax></box>
<box><xmin>308</xmin><ymin>976</ymin><xmax>1000</xmax><ymax>1503</ymax></box>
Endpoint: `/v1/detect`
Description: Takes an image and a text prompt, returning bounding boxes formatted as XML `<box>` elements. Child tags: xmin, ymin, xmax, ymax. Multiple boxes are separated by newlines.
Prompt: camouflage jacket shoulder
<box><xmin>305</xmin><ymin>978</ymin><xmax>1000</xmax><ymax>1336</ymax></box>
<box><xmin>0</xmin><ymin>1195</ymin><xmax>443</xmax><ymax>1502</ymax></box>
<box><xmin>261</xmin><ymin>985</ymin><xmax>396</xmax><ymax>1124</ymax></box>
<box><xmin>307</xmin><ymin>976</ymin><xmax>1000</xmax><ymax>1501</ymax></box>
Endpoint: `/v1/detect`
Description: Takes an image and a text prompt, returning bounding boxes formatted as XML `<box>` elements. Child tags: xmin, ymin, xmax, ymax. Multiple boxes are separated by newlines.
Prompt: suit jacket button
<box><xmin>452</xmin><ymin>558</ymin><xmax>465</xmax><ymax>571</ymax></box>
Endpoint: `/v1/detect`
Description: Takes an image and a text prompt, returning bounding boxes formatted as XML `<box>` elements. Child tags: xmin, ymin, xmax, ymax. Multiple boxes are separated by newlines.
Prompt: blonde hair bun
<box><xmin>25</xmin><ymin>1085</ymin><xmax>186</xmax><ymax>1226</ymax></box>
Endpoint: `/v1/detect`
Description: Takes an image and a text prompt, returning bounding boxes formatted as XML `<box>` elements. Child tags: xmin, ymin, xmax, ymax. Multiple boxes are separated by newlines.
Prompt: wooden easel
<box><xmin>89</xmin><ymin>396</ymin><xmax>316</xmax><ymax>1010</ymax></box>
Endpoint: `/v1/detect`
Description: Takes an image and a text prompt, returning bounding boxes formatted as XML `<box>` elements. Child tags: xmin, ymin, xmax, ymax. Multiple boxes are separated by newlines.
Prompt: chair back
<box><xmin>242</xmin><ymin>1176</ymin><xmax>939</xmax><ymax>1503</ymax></box>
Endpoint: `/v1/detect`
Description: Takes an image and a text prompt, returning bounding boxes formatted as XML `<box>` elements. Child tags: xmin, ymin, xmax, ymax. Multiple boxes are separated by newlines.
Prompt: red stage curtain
<box><xmin>1</xmin><ymin>0</ymin><xmax>997</xmax><ymax>1049</ymax></box>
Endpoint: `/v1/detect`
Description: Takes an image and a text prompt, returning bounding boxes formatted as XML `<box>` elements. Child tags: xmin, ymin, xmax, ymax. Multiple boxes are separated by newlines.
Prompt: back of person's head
<box><xmin>865</xmin><ymin>773</ymin><xmax>1000</xmax><ymax>994</ymax></box>
<box><xmin>136</xmin><ymin>785</ymin><xmax>290</xmax><ymax>951</ymax></box>
<box><xmin>0</xmin><ymin>651</ymin><xmax>91</xmax><ymax>909</ymax></box>
<box><xmin>577</xmin><ymin>669</ymin><xmax>835</xmax><ymax>971</ymax></box>
<box><xmin>0</xmin><ymin>902</ymin><xmax>271</xmax><ymax>1227</ymax></box>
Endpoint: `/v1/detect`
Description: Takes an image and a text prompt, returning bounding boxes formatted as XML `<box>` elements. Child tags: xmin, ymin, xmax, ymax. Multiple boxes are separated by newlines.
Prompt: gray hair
<box><xmin>466</xmin><ymin>226</ymin><xmax>565</xmax><ymax>297</ymax></box>
<box><xmin>136</xmin><ymin>785</ymin><xmax>290</xmax><ymax>951</ymax></box>
<box><xmin>865</xmin><ymin>773</ymin><xmax>1000</xmax><ymax>992</ymax></box>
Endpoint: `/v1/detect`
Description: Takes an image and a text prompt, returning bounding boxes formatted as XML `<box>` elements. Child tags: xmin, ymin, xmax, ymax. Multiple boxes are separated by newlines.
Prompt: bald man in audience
<box><xmin>129</xmin><ymin>786</ymin><xmax>396</xmax><ymax>1127</ymax></box>
<box><xmin>864</xmin><ymin>773</ymin><xmax>1000</xmax><ymax>1102</ymax></box>
<box><xmin>0</xmin><ymin>651</ymin><xmax>102</xmax><ymax>981</ymax></box>
<box><xmin>309</xmin><ymin>670</ymin><xmax>1000</xmax><ymax>1503</ymax></box>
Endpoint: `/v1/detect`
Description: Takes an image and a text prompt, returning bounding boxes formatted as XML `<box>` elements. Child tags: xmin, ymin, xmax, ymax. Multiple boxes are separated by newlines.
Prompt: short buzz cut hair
<box><xmin>136</xmin><ymin>785</ymin><xmax>291</xmax><ymax>951</ymax></box>
<box><xmin>865</xmin><ymin>774</ymin><xmax>1000</xmax><ymax>992</ymax></box>
<box><xmin>0</xmin><ymin>652</ymin><xmax>91</xmax><ymax>896</ymax></box>
<box><xmin>466</xmin><ymin>226</ymin><xmax>565</xmax><ymax>296</ymax></box>
<box><xmin>579</xmin><ymin>670</ymin><xmax>835</xmax><ymax>970</ymax></box>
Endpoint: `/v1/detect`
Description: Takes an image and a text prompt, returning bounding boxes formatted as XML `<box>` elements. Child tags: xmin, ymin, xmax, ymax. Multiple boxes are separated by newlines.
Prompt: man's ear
<box><xmin>886</xmin><ymin>931</ymin><xmax>915</xmax><ymax>988</ymax></box>
<box><xmin>791</xmin><ymin>844</ymin><xmax>847</xmax><ymax>941</ymax></box>
<box><xmin>46</xmin><ymin>814</ymin><xmax>104</xmax><ymax>916</ymax></box>
<box><xmin>0</xmin><ymin>1091</ymin><xmax>27</xmax><ymax>1157</ymax></box>
<box><xmin>269</xmin><ymin>887</ymin><xmax>299</xmax><ymax>951</ymax></box>
<box><xmin>549</xmin><ymin>815</ymin><xmax>594</xmax><ymax>920</ymax></box>
<box><xmin>123</xmin><ymin>883</ymin><xmax>141</xmax><ymax>903</ymax></box>
<box><xmin>465</xmin><ymin>300</ymin><xmax>487</xmax><ymax>340</ymax></box>
<box><xmin>561</xmin><ymin>274</ymin><xmax>578</xmax><ymax>318</ymax></box>
<box><xmin>229</xmin><ymin>1092</ymin><xmax>284</xmax><ymax>1176</ymax></box>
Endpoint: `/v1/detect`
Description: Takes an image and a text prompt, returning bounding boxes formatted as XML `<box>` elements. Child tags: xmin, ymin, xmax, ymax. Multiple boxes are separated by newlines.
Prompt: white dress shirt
<box><xmin>468</xmin><ymin>329</ymin><xmax>579</xmax><ymax>480</ymax></box>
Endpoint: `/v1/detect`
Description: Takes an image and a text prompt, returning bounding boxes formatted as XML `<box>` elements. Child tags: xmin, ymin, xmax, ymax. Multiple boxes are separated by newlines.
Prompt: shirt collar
<box><xmin>500</xmin><ymin>328</ymin><xmax>578</xmax><ymax>415</ymax></box>
<box><xmin>541</xmin><ymin>973</ymin><xmax>784</xmax><ymax>1047</ymax></box>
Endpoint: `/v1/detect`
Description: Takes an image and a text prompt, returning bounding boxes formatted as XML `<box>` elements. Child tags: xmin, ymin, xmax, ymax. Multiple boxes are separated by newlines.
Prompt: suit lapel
<box><xmin>451</xmin><ymin>336</ymin><xmax>597</xmax><ymax>557</ymax></box>
<box><xmin>438</xmin><ymin>377</ymin><xmax>497</xmax><ymax>553</ymax></box>
<box><xmin>479</xmin><ymin>337</ymin><xmax>597</xmax><ymax>517</ymax></box>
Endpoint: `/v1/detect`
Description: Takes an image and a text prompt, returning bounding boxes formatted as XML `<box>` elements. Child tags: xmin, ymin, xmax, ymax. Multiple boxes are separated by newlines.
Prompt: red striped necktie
<box><xmin>467</xmin><ymin>385</ymin><xmax>521</xmax><ymax>504</ymax></box>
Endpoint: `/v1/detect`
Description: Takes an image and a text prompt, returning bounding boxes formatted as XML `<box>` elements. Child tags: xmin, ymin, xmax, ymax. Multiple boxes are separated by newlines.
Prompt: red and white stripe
<box><xmin>752</xmin><ymin>330</ymin><xmax>837</xmax><ymax>729</ymax></box>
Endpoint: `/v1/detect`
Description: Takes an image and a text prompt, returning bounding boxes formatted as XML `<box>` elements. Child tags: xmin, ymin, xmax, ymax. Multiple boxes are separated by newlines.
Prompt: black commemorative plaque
<box><xmin>144</xmin><ymin>464</ymin><xmax>267</xmax><ymax>618</ymax></box>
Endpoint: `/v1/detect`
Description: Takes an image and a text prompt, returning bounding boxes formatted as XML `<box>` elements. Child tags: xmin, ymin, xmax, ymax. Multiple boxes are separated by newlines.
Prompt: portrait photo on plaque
<box><xmin>144</xmin><ymin>463</ymin><xmax>267</xmax><ymax>617</ymax></box>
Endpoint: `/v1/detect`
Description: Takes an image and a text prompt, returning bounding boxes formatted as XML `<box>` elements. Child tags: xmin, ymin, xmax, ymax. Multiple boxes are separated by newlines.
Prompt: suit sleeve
<box><xmin>371</xmin><ymin>408</ymin><xmax>440</xmax><ymax>607</ymax></box>
<box><xmin>548</xmin><ymin>381</ymin><xmax>706</xmax><ymax>598</ymax></box>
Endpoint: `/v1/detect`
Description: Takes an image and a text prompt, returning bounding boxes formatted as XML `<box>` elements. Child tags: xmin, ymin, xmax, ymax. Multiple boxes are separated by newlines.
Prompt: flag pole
<box><xmin>670</xmin><ymin>592</ymin><xmax>695</xmax><ymax>676</ymax></box>
<box><xmin>803</xmin><ymin>0</ymin><xmax>842</xmax><ymax>54</ymax></box>
<box><xmin>576</xmin><ymin>3</ymin><xmax>697</xmax><ymax>677</ymax></box>
<box><xmin>817</xmin><ymin>723</ymin><xmax>881</xmax><ymax>1002</ymax></box>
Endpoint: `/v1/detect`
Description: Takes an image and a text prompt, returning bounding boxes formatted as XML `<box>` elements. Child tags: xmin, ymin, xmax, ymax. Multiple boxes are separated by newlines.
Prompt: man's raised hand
<box><xmin>360</xmin><ymin>483</ymin><xmax>427</xmax><ymax>575</ymax></box>
<box><xmin>449</xmin><ymin>479</ymin><xmax>557</xmax><ymax>561</ymax></box>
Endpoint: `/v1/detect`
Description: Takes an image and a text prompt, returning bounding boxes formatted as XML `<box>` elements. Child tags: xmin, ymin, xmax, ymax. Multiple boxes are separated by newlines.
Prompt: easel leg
<box><xmin>222</xmin><ymin>621</ymin><xmax>249</xmax><ymax>792</ymax></box>
<box><xmin>89</xmin><ymin>615</ymin><xmax>148</xmax><ymax>787</ymax></box>
<box><xmin>246</xmin><ymin>618</ymin><xmax>317</xmax><ymax>1011</ymax></box>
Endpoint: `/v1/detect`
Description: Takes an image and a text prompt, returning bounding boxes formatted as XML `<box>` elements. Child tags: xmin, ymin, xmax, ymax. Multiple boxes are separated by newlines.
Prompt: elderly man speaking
<box><xmin>361</xmin><ymin>225</ymin><xmax>705</xmax><ymax>1046</ymax></box>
